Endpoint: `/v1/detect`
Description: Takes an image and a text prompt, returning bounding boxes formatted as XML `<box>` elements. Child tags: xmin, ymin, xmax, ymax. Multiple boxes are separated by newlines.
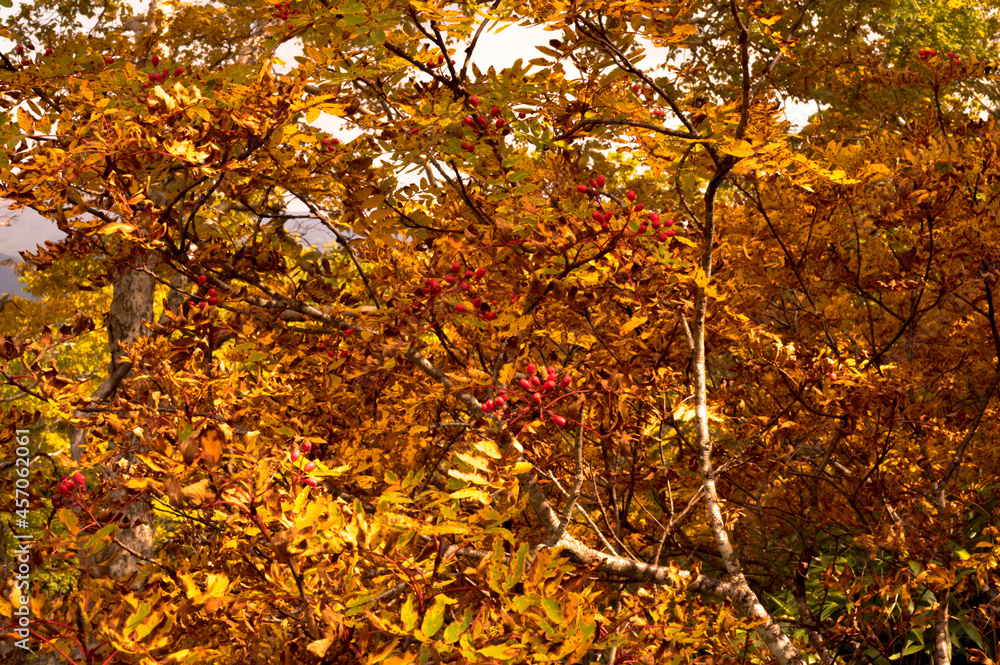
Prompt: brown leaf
<box><xmin>179</xmin><ymin>428</ymin><xmax>202</xmax><ymax>465</ymax></box>
<box><xmin>200</xmin><ymin>426</ymin><xmax>225</xmax><ymax>468</ymax></box>
<box><xmin>181</xmin><ymin>478</ymin><xmax>214</xmax><ymax>507</ymax></box>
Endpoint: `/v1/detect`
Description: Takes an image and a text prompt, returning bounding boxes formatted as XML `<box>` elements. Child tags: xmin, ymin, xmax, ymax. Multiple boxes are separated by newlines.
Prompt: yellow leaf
<box><xmin>620</xmin><ymin>316</ymin><xmax>648</xmax><ymax>336</ymax></box>
<box><xmin>98</xmin><ymin>222</ymin><xmax>137</xmax><ymax>236</ymax></box>
<box><xmin>307</xmin><ymin>638</ymin><xmax>333</xmax><ymax>657</ymax></box>
<box><xmin>719</xmin><ymin>140</ymin><xmax>755</xmax><ymax>158</ymax></box>
<box><xmin>510</xmin><ymin>461</ymin><xmax>533</xmax><ymax>474</ymax></box>
<box><xmin>448</xmin><ymin>469</ymin><xmax>490</xmax><ymax>485</ymax></box>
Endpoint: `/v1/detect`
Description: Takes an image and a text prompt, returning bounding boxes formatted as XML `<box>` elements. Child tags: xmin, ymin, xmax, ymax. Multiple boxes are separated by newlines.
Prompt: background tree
<box><xmin>1</xmin><ymin>0</ymin><xmax>999</xmax><ymax>663</ymax></box>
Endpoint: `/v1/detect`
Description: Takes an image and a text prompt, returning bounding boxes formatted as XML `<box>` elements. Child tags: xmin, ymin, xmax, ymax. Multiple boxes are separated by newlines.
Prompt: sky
<box><xmin>0</xmin><ymin>3</ymin><xmax>818</xmax><ymax>295</ymax></box>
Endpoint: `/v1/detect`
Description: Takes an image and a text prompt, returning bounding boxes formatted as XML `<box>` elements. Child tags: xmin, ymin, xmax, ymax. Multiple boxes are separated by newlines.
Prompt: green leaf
<box><xmin>82</xmin><ymin>523</ymin><xmax>117</xmax><ymax>554</ymax></box>
<box><xmin>400</xmin><ymin>594</ymin><xmax>418</xmax><ymax>632</ymax></box>
<box><xmin>503</xmin><ymin>543</ymin><xmax>529</xmax><ymax>591</ymax></box>
<box><xmin>420</xmin><ymin>596</ymin><xmax>448</xmax><ymax>638</ymax></box>
<box><xmin>478</xmin><ymin>643</ymin><xmax>520</xmax><ymax>659</ymax></box>
<box><xmin>959</xmin><ymin>620</ymin><xmax>985</xmax><ymax>650</ymax></box>
<box><xmin>442</xmin><ymin>608</ymin><xmax>473</xmax><ymax>644</ymax></box>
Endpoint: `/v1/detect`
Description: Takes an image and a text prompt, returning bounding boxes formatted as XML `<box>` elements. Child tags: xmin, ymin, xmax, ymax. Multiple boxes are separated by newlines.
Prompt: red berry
<box><xmin>518</xmin><ymin>111</ymin><xmax>526</xmax><ymax>119</ymax></box>
<box><xmin>455</xmin><ymin>304</ymin><xmax>467</xmax><ymax>313</ymax></box>
<box><xmin>650</xmin><ymin>212</ymin><xmax>661</xmax><ymax>224</ymax></box>
<box><xmin>527</xmin><ymin>363</ymin><xmax>536</xmax><ymax>375</ymax></box>
<box><xmin>496</xmin><ymin>117</ymin><xmax>505</xmax><ymax>128</ymax></box>
<box><xmin>472</xmin><ymin>297</ymin><xmax>481</xmax><ymax>306</ymax></box>
<box><xmin>532</xmin><ymin>392</ymin><xmax>542</xmax><ymax>403</ymax></box>
<box><xmin>596</xmin><ymin>175</ymin><xmax>605</xmax><ymax>187</ymax></box>
<box><xmin>45</xmin><ymin>48</ymin><xmax>53</xmax><ymax>55</ymax></box>
<box><xmin>331</xmin><ymin>137</ymin><xmax>340</xmax><ymax>145</ymax></box>
<box><xmin>491</xmin><ymin>105</ymin><xmax>500</xmax><ymax>116</ymax></box>
<box><xmin>530</xmin><ymin>376</ymin><xmax>541</xmax><ymax>388</ymax></box>
<box><xmin>197</xmin><ymin>275</ymin><xmax>207</xmax><ymax>286</ymax></box>
<box><xmin>592</xmin><ymin>211</ymin><xmax>604</xmax><ymax>223</ymax></box>
<box><xmin>16</xmin><ymin>45</ymin><xmax>24</xmax><ymax>55</ymax></box>
<box><xmin>451</xmin><ymin>262</ymin><xmax>461</xmax><ymax>273</ymax></box>
<box><xmin>301</xmin><ymin>441</ymin><xmax>312</xmax><ymax>452</ymax></box>
<box><xmin>344</xmin><ymin>327</ymin><xmax>356</xmax><ymax>334</ymax></box>
<box><xmin>543</xmin><ymin>380</ymin><xmax>555</xmax><ymax>391</ymax></box>
<box><xmin>547</xmin><ymin>366</ymin><xmax>556</xmax><ymax>377</ymax></box>
<box><xmin>438</xmin><ymin>54</ymin><xmax>445</xmax><ymax>63</ymax></box>
<box><xmin>411</xmin><ymin>127</ymin><xmax>419</xmax><ymax>135</ymax></box>
<box><xmin>151</xmin><ymin>55</ymin><xmax>159</xmax><ymax>66</ymax></box>
<box><xmin>207</xmin><ymin>288</ymin><xmax>216</xmax><ymax>296</ymax></box>
<box><xmin>174</xmin><ymin>66</ymin><xmax>185</xmax><ymax>76</ymax></box>
<box><xmin>635</xmin><ymin>203</ymin><xmax>645</xmax><ymax>212</ymax></box>
<box><xmin>638</xmin><ymin>224</ymin><xmax>647</xmax><ymax>234</ymax></box>
<box><xmin>444</xmin><ymin>274</ymin><xmax>456</xmax><ymax>284</ymax></box>
<box><xmin>560</xmin><ymin>376</ymin><xmax>572</xmax><ymax>389</ymax></box>
<box><xmin>495</xmin><ymin>395</ymin><xmax>506</xmax><ymax>407</ymax></box>
<box><xmin>519</xmin><ymin>378</ymin><xmax>532</xmax><ymax>391</ymax></box>
<box><xmin>626</xmin><ymin>190</ymin><xmax>636</xmax><ymax>201</ymax></box>
<box><xmin>664</xmin><ymin>217</ymin><xmax>674</xmax><ymax>227</ymax></box>
<box><xmin>304</xmin><ymin>461</ymin><xmax>316</xmax><ymax>472</ymax></box>
<box><xmin>317</xmin><ymin>341</ymin><xmax>325</xmax><ymax>349</ymax></box>
<box><xmin>577</xmin><ymin>184</ymin><xmax>588</xmax><ymax>193</ymax></box>
<box><xmin>652</xmin><ymin>109</ymin><xmax>665</xmax><ymax>116</ymax></box>
<box><xmin>303</xmin><ymin>477</ymin><xmax>318</xmax><ymax>487</ymax></box>
<box><xmin>21</xmin><ymin>59</ymin><xmax>30</xmax><ymax>66</ymax></box>
<box><xmin>291</xmin><ymin>448</ymin><xmax>301</xmax><ymax>462</ymax></box>
<box><xmin>104</xmin><ymin>56</ymin><xmax>114</xmax><ymax>64</ymax></box>
<box><xmin>476</xmin><ymin>115</ymin><xmax>487</xmax><ymax>126</ymax></box>
<box><xmin>485</xmin><ymin>312</ymin><xmax>496</xmax><ymax>321</ymax></box>
<box><xmin>552</xmin><ymin>415</ymin><xmax>567</xmax><ymax>427</ymax></box>
<box><xmin>200</xmin><ymin>301</ymin><xmax>209</xmax><ymax>310</ymax></box>
<box><xmin>208</xmin><ymin>296</ymin><xmax>218</xmax><ymax>305</ymax></box>
<box><xmin>475</xmin><ymin>267</ymin><xmax>486</xmax><ymax>279</ymax></box>
<box><xmin>464</xmin><ymin>116</ymin><xmax>475</xmax><ymax>126</ymax></box>
<box><xmin>484</xmin><ymin>399</ymin><xmax>495</xmax><ymax>411</ymax></box>
<box><xmin>470</xmin><ymin>96</ymin><xmax>479</xmax><ymax>107</ymax></box>
<box><xmin>73</xmin><ymin>473</ymin><xmax>86</xmax><ymax>486</ymax></box>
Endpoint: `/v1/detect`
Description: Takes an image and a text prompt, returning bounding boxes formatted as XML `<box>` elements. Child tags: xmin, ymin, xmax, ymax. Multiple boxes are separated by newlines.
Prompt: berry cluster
<box><xmin>55</xmin><ymin>473</ymin><xmax>87</xmax><ymax>495</ymax></box>
<box><xmin>577</xmin><ymin>176</ymin><xmax>676</xmax><ymax>244</ymax></box>
<box><xmin>12</xmin><ymin>42</ymin><xmax>53</xmax><ymax>67</ymax></box>
<box><xmin>919</xmin><ymin>48</ymin><xmax>964</xmax><ymax>66</ymax></box>
<box><xmin>289</xmin><ymin>440</ymin><xmax>319</xmax><ymax>486</ymax></box>
<box><xmin>185</xmin><ymin>274</ymin><xmax>219</xmax><ymax>312</ymax></box>
<box><xmin>460</xmin><ymin>97</ymin><xmax>511</xmax><ymax>152</ymax></box>
<box><xmin>425</xmin><ymin>53</ymin><xmax>455</xmax><ymax>68</ymax></box>
<box><xmin>140</xmin><ymin>54</ymin><xmax>186</xmax><ymax>88</ymax></box>
<box><xmin>273</xmin><ymin>0</ymin><xmax>296</xmax><ymax>20</ymax></box>
<box><xmin>481</xmin><ymin>363</ymin><xmax>576</xmax><ymax>428</ymax></box>
<box><xmin>418</xmin><ymin>263</ymin><xmax>497</xmax><ymax>322</ymax></box>
<box><xmin>320</xmin><ymin>136</ymin><xmax>341</xmax><ymax>150</ymax></box>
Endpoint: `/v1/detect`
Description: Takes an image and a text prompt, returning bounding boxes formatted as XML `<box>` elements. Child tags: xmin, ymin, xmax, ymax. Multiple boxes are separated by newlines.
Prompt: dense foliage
<box><xmin>1</xmin><ymin>0</ymin><xmax>999</xmax><ymax>663</ymax></box>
